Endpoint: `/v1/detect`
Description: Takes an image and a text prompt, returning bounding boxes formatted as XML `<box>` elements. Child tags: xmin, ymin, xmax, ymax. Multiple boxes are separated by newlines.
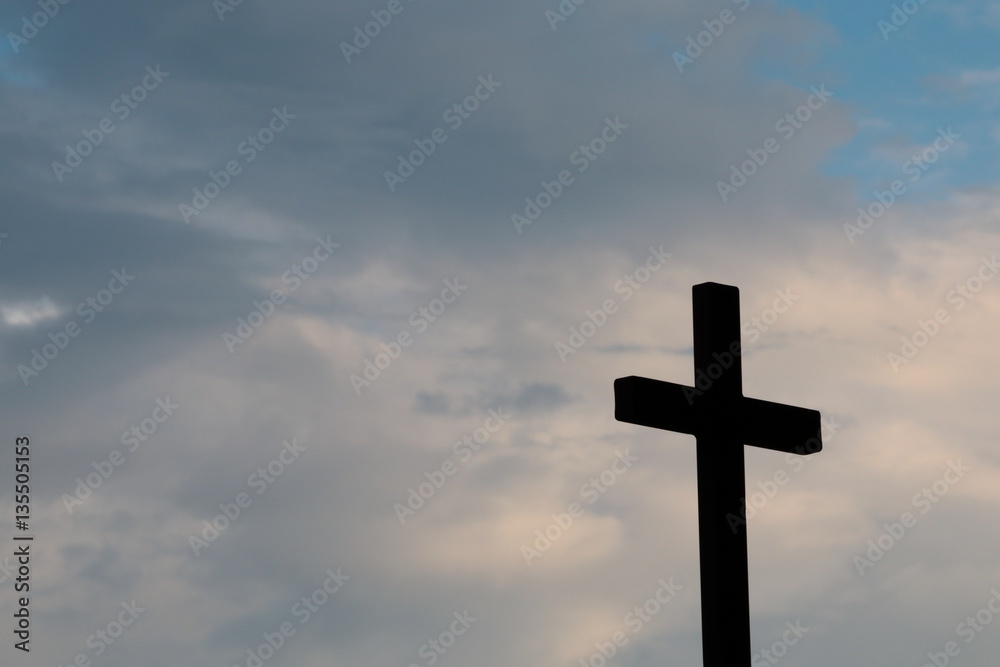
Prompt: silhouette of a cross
<box><xmin>614</xmin><ymin>282</ymin><xmax>822</xmax><ymax>667</ymax></box>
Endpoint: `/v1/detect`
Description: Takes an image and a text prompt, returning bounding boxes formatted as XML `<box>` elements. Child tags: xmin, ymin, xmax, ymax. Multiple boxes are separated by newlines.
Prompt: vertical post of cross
<box><xmin>692</xmin><ymin>282</ymin><xmax>750</xmax><ymax>667</ymax></box>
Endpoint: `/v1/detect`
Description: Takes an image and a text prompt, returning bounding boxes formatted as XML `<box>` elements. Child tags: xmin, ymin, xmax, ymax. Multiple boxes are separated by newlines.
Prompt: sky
<box><xmin>1</xmin><ymin>0</ymin><xmax>999</xmax><ymax>665</ymax></box>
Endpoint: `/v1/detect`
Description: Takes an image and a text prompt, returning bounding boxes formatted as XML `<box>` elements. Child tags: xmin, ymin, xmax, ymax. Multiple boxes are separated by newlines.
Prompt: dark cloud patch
<box><xmin>415</xmin><ymin>390</ymin><xmax>450</xmax><ymax>414</ymax></box>
<box><xmin>510</xmin><ymin>381</ymin><xmax>574</xmax><ymax>414</ymax></box>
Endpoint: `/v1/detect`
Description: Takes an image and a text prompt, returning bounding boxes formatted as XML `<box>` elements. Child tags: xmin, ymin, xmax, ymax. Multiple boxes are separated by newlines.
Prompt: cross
<box><xmin>614</xmin><ymin>282</ymin><xmax>823</xmax><ymax>667</ymax></box>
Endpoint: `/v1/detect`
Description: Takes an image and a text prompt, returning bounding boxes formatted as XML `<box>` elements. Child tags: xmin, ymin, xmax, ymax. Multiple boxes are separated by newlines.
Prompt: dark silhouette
<box><xmin>614</xmin><ymin>282</ymin><xmax>823</xmax><ymax>667</ymax></box>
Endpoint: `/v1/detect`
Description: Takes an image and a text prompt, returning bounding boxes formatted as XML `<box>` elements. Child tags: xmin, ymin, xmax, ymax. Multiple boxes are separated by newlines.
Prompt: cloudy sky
<box><xmin>2</xmin><ymin>0</ymin><xmax>1000</xmax><ymax>665</ymax></box>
